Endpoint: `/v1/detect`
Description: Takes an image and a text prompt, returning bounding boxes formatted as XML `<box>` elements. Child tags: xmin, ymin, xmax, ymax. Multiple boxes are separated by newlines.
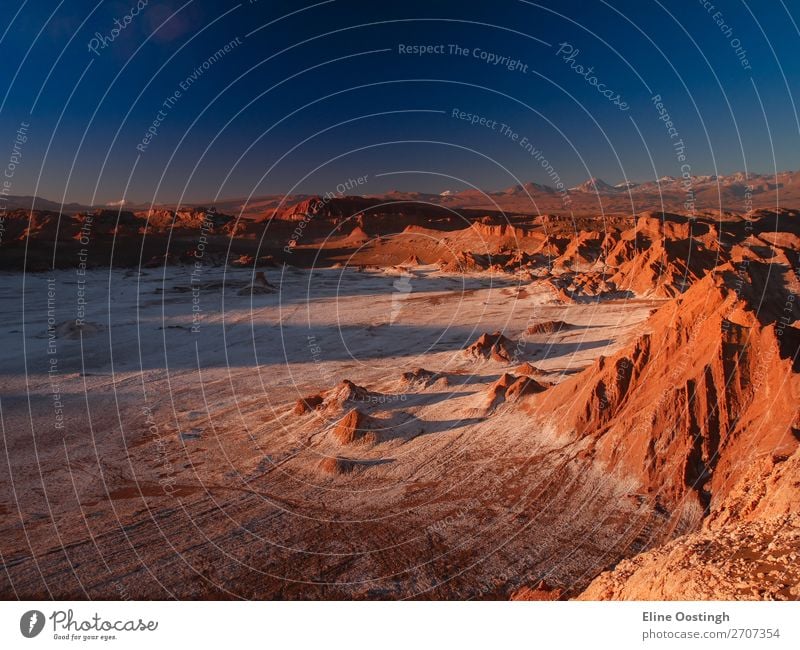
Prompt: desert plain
<box><xmin>1</xmin><ymin>190</ymin><xmax>798</xmax><ymax>600</ymax></box>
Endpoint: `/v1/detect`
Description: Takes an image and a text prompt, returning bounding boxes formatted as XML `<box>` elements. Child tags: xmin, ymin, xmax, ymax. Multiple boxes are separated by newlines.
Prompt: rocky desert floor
<box><xmin>1</xmin><ymin>205</ymin><xmax>798</xmax><ymax>601</ymax></box>
<box><xmin>0</xmin><ymin>264</ymin><xmax>683</xmax><ymax>599</ymax></box>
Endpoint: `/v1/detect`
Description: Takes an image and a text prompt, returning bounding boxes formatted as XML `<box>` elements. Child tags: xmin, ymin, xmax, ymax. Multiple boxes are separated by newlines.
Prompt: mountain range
<box><xmin>4</xmin><ymin>170</ymin><xmax>798</xmax><ymax>219</ymax></box>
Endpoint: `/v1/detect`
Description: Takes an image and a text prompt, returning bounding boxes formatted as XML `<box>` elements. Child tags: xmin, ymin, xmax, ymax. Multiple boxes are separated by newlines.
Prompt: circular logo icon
<box><xmin>20</xmin><ymin>610</ymin><xmax>45</xmax><ymax>638</ymax></box>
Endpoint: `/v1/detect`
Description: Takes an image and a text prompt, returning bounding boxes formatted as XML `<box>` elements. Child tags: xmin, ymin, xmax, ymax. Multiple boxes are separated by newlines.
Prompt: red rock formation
<box><xmin>347</xmin><ymin>226</ymin><xmax>370</xmax><ymax>242</ymax></box>
<box><xmin>578</xmin><ymin>514</ymin><xmax>800</xmax><ymax>600</ymax></box>
<box><xmin>438</xmin><ymin>251</ymin><xmax>493</xmax><ymax>273</ymax></box>
<box><xmin>553</xmin><ymin>231</ymin><xmax>603</xmax><ymax>271</ymax></box>
<box><xmin>464</xmin><ymin>332</ymin><xmax>516</xmax><ymax>362</ymax></box>
<box><xmin>401</xmin><ymin>368</ymin><xmax>445</xmax><ymax>388</ymax></box>
<box><xmin>533</xmin><ymin>264</ymin><xmax>800</xmax><ymax>514</ymax></box>
<box><xmin>294</xmin><ymin>379</ymin><xmax>373</xmax><ymax>416</ymax></box>
<box><xmin>506</xmin><ymin>375</ymin><xmax>546</xmax><ymax>400</ymax></box>
<box><xmin>317</xmin><ymin>456</ymin><xmax>358</xmax><ymax>475</ymax></box>
<box><xmin>605</xmin><ymin>214</ymin><xmax>721</xmax><ymax>297</ymax></box>
<box><xmin>293</xmin><ymin>394</ymin><xmax>324</xmax><ymax>415</ymax></box>
<box><xmin>526</xmin><ymin>320</ymin><xmax>572</xmax><ymax>335</ymax></box>
<box><xmin>514</xmin><ymin>362</ymin><xmax>547</xmax><ymax>377</ymax></box>
<box><xmin>332</xmin><ymin>409</ymin><xmax>378</xmax><ymax>445</ymax></box>
<box><xmin>486</xmin><ymin>373</ymin><xmax>546</xmax><ymax>410</ymax></box>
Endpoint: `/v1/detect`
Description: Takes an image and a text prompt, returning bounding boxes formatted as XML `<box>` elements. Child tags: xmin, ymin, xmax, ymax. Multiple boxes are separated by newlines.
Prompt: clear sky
<box><xmin>1</xmin><ymin>0</ymin><xmax>799</xmax><ymax>205</ymax></box>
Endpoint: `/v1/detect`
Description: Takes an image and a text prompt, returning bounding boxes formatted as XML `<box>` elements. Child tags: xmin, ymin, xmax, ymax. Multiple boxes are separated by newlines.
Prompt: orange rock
<box><xmin>511</xmin><ymin>580</ymin><xmax>563</xmax><ymax>601</ymax></box>
<box><xmin>464</xmin><ymin>331</ymin><xmax>515</xmax><ymax>362</ymax></box>
<box><xmin>332</xmin><ymin>409</ymin><xmax>377</xmax><ymax>445</ymax></box>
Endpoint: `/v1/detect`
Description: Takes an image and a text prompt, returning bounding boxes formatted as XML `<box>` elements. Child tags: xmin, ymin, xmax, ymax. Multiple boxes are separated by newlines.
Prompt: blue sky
<box><xmin>1</xmin><ymin>0</ymin><xmax>799</xmax><ymax>204</ymax></box>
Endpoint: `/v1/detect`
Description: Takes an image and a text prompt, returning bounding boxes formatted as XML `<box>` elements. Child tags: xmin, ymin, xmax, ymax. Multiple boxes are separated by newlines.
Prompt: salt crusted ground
<box><xmin>0</xmin><ymin>264</ymin><xmax>667</xmax><ymax>599</ymax></box>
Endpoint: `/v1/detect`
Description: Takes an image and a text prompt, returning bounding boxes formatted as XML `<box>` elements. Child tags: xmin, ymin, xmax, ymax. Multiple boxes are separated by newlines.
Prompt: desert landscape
<box><xmin>2</xmin><ymin>3</ymin><xmax>800</xmax><ymax>621</ymax></box>
<box><xmin>1</xmin><ymin>185</ymin><xmax>798</xmax><ymax>600</ymax></box>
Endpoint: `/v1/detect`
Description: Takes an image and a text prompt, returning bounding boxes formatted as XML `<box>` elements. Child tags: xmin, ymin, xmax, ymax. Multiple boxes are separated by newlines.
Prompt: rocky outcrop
<box><xmin>438</xmin><ymin>251</ymin><xmax>493</xmax><ymax>273</ymax></box>
<box><xmin>578</xmin><ymin>514</ymin><xmax>800</xmax><ymax>600</ymax></box>
<box><xmin>603</xmin><ymin>214</ymin><xmax>722</xmax><ymax>297</ymax></box>
<box><xmin>486</xmin><ymin>373</ymin><xmax>546</xmax><ymax>410</ymax></box>
<box><xmin>293</xmin><ymin>394</ymin><xmax>324</xmax><ymax>415</ymax></box>
<box><xmin>317</xmin><ymin>456</ymin><xmax>359</xmax><ymax>475</ymax></box>
<box><xmin>464</xmin><ymin>332</ymin><xmax>516</xmax><ymax>362</ymax></box>
<box><xmin>331</xmin><ymin>409</ymin><xmax>378</xmax><ymax>445</ymax></box>
<box><xmin>514</xmin><ymin>362</ymin><xmax>547</xmax><ymax>377</ymax></box>
<box><xmin>401</xmin><ymin>368</ymin><xmax>446</xmax><ymax>388</ymax></box>
<box><xmin>535</xmin><ymin>266</ymin><xmax>800</xmax><ymax>513</ymax></box>
<box><xmin>526</xmin><ymin>320</ymin><xmax>572</xmax><ymax>335</ymax></box>
<box><xmin>294</xmin><ymin>379</ymin><xmax>373</xmax><ymax>415</ymax></box>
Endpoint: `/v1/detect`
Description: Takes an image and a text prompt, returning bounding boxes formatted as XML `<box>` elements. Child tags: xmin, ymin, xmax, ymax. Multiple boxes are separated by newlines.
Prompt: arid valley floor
<box><xmin>1</xmin><ymin>197</ymin><xmax>799</xmax><ymax>600</ymax></box>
